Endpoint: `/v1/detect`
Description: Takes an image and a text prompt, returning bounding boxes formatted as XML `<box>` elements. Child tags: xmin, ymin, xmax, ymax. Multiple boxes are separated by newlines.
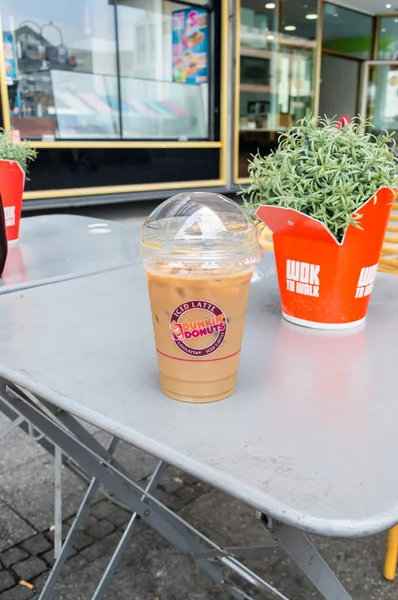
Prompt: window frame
<box><xmin>0</xmin><ymin>0</ymin><xmax>223</xmax><ymax>149</ymax></box>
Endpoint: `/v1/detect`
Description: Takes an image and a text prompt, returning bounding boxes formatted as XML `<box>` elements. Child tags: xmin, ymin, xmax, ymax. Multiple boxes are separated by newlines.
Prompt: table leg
<box><xmin>6</xmin><ymin>396</ymin><xmax>243</xmax><ymax>599</ymax></box>
<box><xmin>0</xmin><ymin>380</ymin><xmax>89</xmax><ymax>485</ymax></box>
<box><xmin>2</xmin><ymin>384</ymin><xmax>353</xmax><ymax>600</ymax></box>
<box><xmin>0</xmin><ymin>383</ymin><xmax>134</xmax><ymax>513</ymax></box>
<box><xmin>0</xmin><ymin>413</ymin><xmax>24</xmax><ymax>440</ymax></box>
<box><xmin>39</xmin><ymin>436</ymin><xmax>120</xmax><ymax>600</ymax></box>
<box><xmin>92</xmin><ymin>460</ymin><xmax>166</xmax><ymax>600</ymax></box>
<box><xmin>266</xmin><ymin>518</ymin><xmax>353</xmax><ymax>600</ymax></box>
<box><xmin>53</xmin><ymin>447</ymin><xmax>63</xmax><ymax>559</ymax></box>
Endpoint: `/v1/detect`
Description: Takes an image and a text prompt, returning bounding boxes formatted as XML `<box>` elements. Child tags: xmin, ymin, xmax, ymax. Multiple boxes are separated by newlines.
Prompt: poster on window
<box><xmin>3</xmin><ymin>32</ymin><xmax>18</xmax><ymax>80</ymax></box>
<box><xmin>3</xmin><ymin>32</ymin><xmax>20</xmax><ymax>116</ymax></box>
<box><xmin>172</xmin><ymin>8</ymin><xmax>208</xmax><ymax>85</ymax></box>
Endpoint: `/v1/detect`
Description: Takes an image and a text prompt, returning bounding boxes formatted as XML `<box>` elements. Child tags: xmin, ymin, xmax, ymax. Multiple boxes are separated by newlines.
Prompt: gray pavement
<box><xmin>0</xmin><ymin>201</ymin><xmax>397</xmax><ymax>599</ymax></box>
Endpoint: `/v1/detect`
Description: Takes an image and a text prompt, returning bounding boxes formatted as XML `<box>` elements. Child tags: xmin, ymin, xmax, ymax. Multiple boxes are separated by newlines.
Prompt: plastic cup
<box><xmin>140</xmin><ymin>192</ymin><xmax>261</xmax><ymax>403</ymax></box>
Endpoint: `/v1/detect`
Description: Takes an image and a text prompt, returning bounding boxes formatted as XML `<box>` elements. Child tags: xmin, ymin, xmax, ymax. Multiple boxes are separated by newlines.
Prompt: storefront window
<box><xmin>1</xmin><ymin>0</ymin><xmax>211</xmax><ymax>140</ymax></box>
<box><xmin>377</xmin><ymin>16</ymin><xmax>398</xmax><ymax>60</ymax></box>
<box><xmin>364</xmin><ymin>62</ymin><xmax>398</xmax><ymax>145</ymax></box>
<box><xmin>116</xmin><ymin>1</ymin><xmax>210</xmax><ymax>139</ymax></box>
<box><xmin>1</xmin><ymin>0</ymin><xmax>118</xmax><ymax>139</ymax></box>
<box><xmin>236</xmin><ymin>0</ymin><xmax>317</xmax><ymax>180</ymax></box>
<box><xmin>322</xmin><ymin>2</ymin><xmax>373</xmax><ymax>59</ymax></box>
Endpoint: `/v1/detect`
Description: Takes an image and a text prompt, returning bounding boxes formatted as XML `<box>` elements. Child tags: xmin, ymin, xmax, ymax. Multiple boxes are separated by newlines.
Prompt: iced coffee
<box><xmin>141</xmin><ymin>192</ymin><xmax>260</xmax><ymax>403</ymax></box>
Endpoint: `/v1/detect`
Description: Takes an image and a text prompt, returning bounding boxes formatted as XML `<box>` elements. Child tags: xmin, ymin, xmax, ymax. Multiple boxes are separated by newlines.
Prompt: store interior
<box><xmin>235</xmin><ymin>0</ymin><xmax>398</xmax><ymax>181</ymax></box>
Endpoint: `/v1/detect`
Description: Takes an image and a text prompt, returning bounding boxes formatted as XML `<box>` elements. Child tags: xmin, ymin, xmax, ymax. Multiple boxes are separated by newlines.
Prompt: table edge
<box><xmin>0</xmin><ymin>363</ymin><xmax>396</xmax><ymax>538</ymax></box>
<box><xmin>0</xmin><ymin>262</ymin><xmax>135</xmax><ymax>296</ymax></box>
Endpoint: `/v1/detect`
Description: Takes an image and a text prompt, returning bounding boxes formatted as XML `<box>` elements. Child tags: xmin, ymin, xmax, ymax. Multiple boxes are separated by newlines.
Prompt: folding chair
<box><xmin>257</xmin><ymin>222</ymin><xmax>273</xmax><ymax>250</ymax></box>
<box><xmin>379</xmin><ymin>199</ymin><xmax>398</xmax><ymax>275</ymax></box>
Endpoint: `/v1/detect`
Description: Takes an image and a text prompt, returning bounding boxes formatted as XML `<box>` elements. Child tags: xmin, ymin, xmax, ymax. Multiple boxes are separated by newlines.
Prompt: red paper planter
<box><xmin>0</xmin><ymin>160</ymin><xmax>25</xmax><ymax>243</ymax></box>
<box><xmin>257</xmin><ymin>186</ymin><xmax>396</xmax><ymax>329</ymax></box>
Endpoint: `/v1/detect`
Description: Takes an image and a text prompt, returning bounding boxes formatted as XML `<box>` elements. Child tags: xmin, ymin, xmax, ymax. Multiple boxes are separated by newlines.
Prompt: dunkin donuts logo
<box><xmin>170</xmin><ymin>300</ymin><xmax>227</xmax><ymax>357</ymax></box>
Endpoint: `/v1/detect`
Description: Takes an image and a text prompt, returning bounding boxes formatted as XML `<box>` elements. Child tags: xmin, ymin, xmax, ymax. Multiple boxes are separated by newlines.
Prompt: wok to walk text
<box><xmin>286</xmin><ymin>259</ymin><xmax>320</xmax><ymax>297</ymax></box>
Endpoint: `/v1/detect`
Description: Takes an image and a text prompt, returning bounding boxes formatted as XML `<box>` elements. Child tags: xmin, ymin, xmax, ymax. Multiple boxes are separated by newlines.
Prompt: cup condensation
<box><xmin>141</xmin><ymin>192</ymin><xmax>261</xmax><ymax>403</ymax></box>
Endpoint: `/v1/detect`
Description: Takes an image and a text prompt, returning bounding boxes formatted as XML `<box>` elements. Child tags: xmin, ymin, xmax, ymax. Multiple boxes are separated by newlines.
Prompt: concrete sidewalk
<box><xmin>0</xmin><ymin>203</ymin><xmax>397</xmax><ymax>599</ymax></box>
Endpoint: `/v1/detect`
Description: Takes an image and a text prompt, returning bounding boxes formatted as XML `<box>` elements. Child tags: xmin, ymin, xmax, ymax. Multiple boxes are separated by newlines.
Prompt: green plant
<box><xmin>242</xmin><ymin>115</ymin><xmax>398</xmax><ymax>242</ymax></box>
<box><xmin>0</xmin><ymin>129</ymin><xmax>37</xmax><ymax>174</ymax></box>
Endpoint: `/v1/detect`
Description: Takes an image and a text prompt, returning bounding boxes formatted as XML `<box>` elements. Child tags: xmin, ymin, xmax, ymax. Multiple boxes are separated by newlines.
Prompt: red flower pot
<box><xmin>257</xmin><ymin>186</ymin><xmax>396</xmax><ymax>329</ymax></box>
<box><xmin>0</xmin><ymin>160</ymin><xmax>25</xmax><ymax>243</ymax></box>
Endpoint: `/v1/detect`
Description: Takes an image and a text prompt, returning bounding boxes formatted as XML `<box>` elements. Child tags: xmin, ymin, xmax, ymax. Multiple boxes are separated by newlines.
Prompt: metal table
<box><xmin>1</xmin><ymin>214</ymin><xmax>139</xmax><ymax>293</ymax></box>
<box><xmin>0</xmin><ymin>253</ymin><xmax>397</xmax><ymax>599</ymax></box>
<box><xmin>0</xmin><ymin>213</ymin><xmax>140</xmax><ymax>562</ymax></box>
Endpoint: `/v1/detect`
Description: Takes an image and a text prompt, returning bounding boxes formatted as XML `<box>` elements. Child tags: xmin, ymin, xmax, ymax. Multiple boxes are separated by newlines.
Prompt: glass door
<box><xmin>234</xmin><ymin>0</ymin><xmax>318</xmax><ymax>184</ymax></box>
<box><xmin>361</xmin><ymin>61</ymin><xmax>398</xmax><ymax>146</ymax></box>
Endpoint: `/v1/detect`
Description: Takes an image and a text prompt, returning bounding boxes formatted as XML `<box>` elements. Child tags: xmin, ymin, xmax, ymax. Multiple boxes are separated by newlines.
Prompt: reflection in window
<box><xmin>322</xmin><ymin>2</ymin><xmax>373</xmax><ymax>59</ymax></box>
<box><xmin>2</xmin><ymin>0</ymin><xmax>211</xmax><ymax>140</ymax></box>
<box><xmin>377</xmin><ymin>17</ymin><xmax>398</xmax><ymax>60</ymax></box>
<box><xmin>2</xmin><ymin>0</ymin><xmax>118</xmax><ymax>139</ymax></box>
<box><xmin>51</xmin><ymin>71</ymin><xmax>120</xmax><ymax>139</ymax></box>
<box><xmin>365</xmin><ymin>63</ymin><xmax>398</xmax><ymax>146</ymax></box>
<box><xmin>237</xmin><ymin>0</ymin><xmax>317</xmax><ymax>179</ymax></box>
<box><xmin>116</xmin><ymin>1</ymin><xmax>209</xmax><ymax>139</ymax></box>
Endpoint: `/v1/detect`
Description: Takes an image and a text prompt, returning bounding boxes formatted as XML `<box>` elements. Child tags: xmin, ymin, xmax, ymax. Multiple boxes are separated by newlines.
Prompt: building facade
<box><xmin>0</xmin><ymin>0</ymin><xmax>396</xmax><ymax>207</ymax></box>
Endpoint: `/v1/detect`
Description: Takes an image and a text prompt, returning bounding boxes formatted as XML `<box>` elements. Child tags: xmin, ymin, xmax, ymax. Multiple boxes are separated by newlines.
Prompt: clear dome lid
<box><xmin>140</xmin><ymin>192</ymin><xmax>260</xmax><ymax>267</ymax></box>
